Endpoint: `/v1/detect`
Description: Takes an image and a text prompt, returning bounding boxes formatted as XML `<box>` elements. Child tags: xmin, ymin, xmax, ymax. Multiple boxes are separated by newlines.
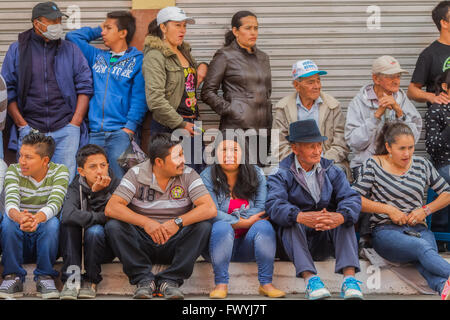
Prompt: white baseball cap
<box><xmin>292</xmin><ymin>60</ymin><xmax>327</xmax><ymax>80</ymax></box>
<box><xmin>372</xmin><ymin>56</ymin><xmax>408</xmax><ymax>75</ymax></box>
<box><xmin>156</xmin><ymin>6</ymin><xmax>195</xmax><ymax>26</ymax></box>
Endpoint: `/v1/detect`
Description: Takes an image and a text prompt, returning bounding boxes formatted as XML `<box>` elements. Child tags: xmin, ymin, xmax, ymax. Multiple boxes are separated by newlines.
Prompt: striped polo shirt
<box><xmin>352</xmin><ymin>156</ymin><xmax>450</xmax><ymax>228</ymax></box>
<box><xmin>114</xmin><ymin>160</ymin><xmax>209</xmax><ymax>223</ymax></box>
<box><xmin>4</xmin><ymin>162</ymin><xmax>70</xmax><ymax>221</ymax></box>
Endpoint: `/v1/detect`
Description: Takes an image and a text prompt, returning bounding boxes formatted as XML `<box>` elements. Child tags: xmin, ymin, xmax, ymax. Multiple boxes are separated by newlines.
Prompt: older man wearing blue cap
<box><xmin>273</xmin><ymin>59</ymin><xmax>350</xmax><ymax>178</ymax></box>
<box><xmin>266</xmin><ymin>119</ymin><xmax>363</xmax><ymax>300</ymax></box>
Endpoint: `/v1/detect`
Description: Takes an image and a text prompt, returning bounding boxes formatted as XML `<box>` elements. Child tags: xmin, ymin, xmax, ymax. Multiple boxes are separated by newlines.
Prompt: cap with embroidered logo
<box><xmin>372</xmin><ymin>55</ymin><xmax>408</xmax><ymax>75</ymax></box>
<box><xmin>292</xmin><ymin>60</ymin><xmax>327</xmax><ymax>80</ymax></box>
<box><xmin>156</xmin><ymin>6</ymin><xmax>195</xmax><ymax>26</ymax></box>
<box><xmin>31</xmin><ymin>2</ymin><xmax>68</xmax><ymax>21</ymax></box>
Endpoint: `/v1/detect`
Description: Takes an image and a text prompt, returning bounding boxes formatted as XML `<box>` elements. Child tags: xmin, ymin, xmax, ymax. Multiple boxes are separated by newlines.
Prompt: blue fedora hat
<box><xmin>285</xmin><ymin>119</ymin><xmax>328</xmax><ymax>143</ymax></box>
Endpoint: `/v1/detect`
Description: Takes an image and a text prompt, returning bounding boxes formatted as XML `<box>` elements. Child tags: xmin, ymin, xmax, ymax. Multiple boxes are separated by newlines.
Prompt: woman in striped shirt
<box><xmin>353</xmin><ymin>121</ymin><xmax>450</xmax><ymax>299</ymax></box>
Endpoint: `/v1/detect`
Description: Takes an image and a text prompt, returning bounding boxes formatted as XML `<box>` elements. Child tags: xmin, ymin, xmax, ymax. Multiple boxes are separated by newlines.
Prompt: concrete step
<box><xmin>5</xmin><ymin>256</ymin><xmax>449</xmax><ymax>297</ymax></box>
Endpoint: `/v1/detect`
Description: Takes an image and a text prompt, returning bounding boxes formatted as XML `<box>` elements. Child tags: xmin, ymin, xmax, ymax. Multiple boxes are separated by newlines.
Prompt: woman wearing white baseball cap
<box><xmin>142</xmin><ymin>6</ymin><xmax>207</xmax><ymax>173</ymax></box>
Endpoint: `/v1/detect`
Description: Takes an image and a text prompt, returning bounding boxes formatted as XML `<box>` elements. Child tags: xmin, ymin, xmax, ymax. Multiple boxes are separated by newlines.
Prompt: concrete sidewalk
<box><xmin>12</xmin><ymin>294</ymin><xmax>441</xmax><ymax>300</ymax></box>
<box><xmin>5</xmin><ymin>252</ymin><xmax>449</xmax><ymax>298</ymax></box>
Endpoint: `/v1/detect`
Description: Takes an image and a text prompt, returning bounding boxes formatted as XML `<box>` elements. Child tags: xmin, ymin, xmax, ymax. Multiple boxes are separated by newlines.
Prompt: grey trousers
<box><xmin>280</xmin><ymin>223</ymin><xmax>360</xmax><ymax>277</ymax></box>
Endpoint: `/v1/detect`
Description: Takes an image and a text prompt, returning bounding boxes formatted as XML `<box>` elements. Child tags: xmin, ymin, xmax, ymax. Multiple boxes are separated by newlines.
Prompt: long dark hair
<box><xmin>210</xmin><ymin>133</ymin><xmax>259</xmax><ymax>200</ymax></box>
<box><xmin>224</xmin><ymin>10</ymin><xmax>257</xmax><ymax>46</ymax></box>
<box><xmin>433</xmin><ymin>68</ymin><xmax>450</xmax><ymax>96</ymax></box>
<box><xmin>374</xmin><ymin>121</ymin><xmax>414</xmax><ymax>155</ymax></box>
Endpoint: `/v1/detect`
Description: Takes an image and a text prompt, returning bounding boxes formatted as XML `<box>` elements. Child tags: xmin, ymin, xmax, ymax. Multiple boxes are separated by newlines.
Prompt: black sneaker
<box><xmin>0</xmin><ymin>274</ymin><xmax>23</xmax><ymax>299</ymax></box>
<box><xmin>159</xmin><ymin>280</ymin><xmax>184</xmax><ymax>300</ymax></box>
<box><xmin>358</xmin><ymin>236</ymin><xmax>372</xmax><ymax>259</ymax></box>
<box><xmin>437</xmin><ymin>241</ymin><xmax>447</xmax><ymax>253</ymax></box>
<box><xmin>133</xmin><ymin>279</ymin><xmax>156</xmax><ymax>299</ymax></box>
<box><xmin>36</xmin><ymin>276</ymin><xmax>60</xmax><ymax>299</ymax></box>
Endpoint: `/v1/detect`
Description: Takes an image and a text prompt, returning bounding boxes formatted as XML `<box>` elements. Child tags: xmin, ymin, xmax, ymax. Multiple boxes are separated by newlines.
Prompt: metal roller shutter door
<box><xmin>177</xmin><ymin>0</ymin><xmax>438</xmax><ymax>158</ymax></box>
<box><xmin>0</xmin><ymin>0</ymin><xmax>132</xmax><ymax>65</ymax></box>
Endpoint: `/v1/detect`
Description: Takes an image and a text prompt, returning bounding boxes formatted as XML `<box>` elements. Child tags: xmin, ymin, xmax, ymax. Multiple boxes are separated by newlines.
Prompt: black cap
<box><xmin>31</xmin><ymin>2</ymin><xmax>68</xmax><ymax>21</ymax></box>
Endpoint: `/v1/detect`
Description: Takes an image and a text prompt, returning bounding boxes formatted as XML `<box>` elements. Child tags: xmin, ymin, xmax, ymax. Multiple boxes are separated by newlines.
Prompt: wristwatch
<box><xmin>174</xmin><ymin>217</ymin><xmax>184</xmax><ymax>229</ymax></box>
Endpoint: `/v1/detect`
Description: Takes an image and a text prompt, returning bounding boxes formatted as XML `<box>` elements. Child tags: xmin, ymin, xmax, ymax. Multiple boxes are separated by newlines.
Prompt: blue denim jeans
<box><xmin>17</xmin><ymin>123</ymin><xmax>80</xmax><ymax>182</ymax></box>
<box><xmin>1</xmin><ymin>215</ymin><xmax>60</xmax><ymax>282</ymax></box>
<box><xmin>89</xmin><ymin>129</ymin><xmax>131</xmax><ymax>180</ymax></box>
<box><xmin>208</xmin><ymin>220</ymin><xmax>276</xmax><ymax>285</ymax></box>
<box><xmin>372</xmin><ymin>224</ymin><xmax>450</xmax><ymax>294</ymax></box>
<box><xmin>431</xmin><ymin>165</ymin><xmax>449</xmax><ymax>234</ymax></box>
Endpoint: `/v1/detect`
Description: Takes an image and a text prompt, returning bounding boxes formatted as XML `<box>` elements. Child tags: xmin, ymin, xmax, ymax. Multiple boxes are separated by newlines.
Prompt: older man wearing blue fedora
<box><xmin>266</xmin><ymin>119</ymin><xmax>363</xmax><ymax>300</ymax></box>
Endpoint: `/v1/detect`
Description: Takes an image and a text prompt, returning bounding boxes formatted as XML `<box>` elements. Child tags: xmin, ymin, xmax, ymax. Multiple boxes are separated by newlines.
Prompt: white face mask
<box><xmin>36</xmin><ymin>20</ymin><xmax>64</xmax><ymax>40</ymax></box>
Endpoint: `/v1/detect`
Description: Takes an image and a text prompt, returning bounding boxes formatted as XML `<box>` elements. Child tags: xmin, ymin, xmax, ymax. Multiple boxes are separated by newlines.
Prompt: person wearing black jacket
<box><xmin>425</xmin><ymin>70</ymin><xmax>450</xmax><ymax>252</ymax></box>
<box><xmin>201</xmin><ymin>11</ymin><xmax>272</xmax><ymax>166</ymax></box>
<box><xmin>59</xmin><ymin>144</ymin><xmax>119</xmax><ymax>300</ymax></box>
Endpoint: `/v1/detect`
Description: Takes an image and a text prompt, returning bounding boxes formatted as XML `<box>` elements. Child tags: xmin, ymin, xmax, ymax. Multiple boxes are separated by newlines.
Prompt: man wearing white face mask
<box><xmin>1</xmin><ymin>1</ymin><xmax>93</xmax><ymax>183</ymax></box>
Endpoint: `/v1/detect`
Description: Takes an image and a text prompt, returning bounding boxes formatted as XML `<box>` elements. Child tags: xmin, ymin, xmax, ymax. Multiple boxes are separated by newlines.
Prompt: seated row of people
<box><xmin>0</xmin><ymin>120</ymin><xmax>448</xmax><ymax>300</ymax></box>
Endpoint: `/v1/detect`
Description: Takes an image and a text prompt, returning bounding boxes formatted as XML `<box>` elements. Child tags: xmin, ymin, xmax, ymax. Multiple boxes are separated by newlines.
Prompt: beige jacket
<box><xmin>272</xmin><ymin>91</ymin><xmax>351</xmax><ymax>178</ymax></box>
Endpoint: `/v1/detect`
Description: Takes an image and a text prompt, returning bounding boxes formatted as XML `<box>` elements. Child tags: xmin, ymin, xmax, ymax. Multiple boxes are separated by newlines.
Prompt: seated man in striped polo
<box><xmin>105</xmin><ymin>132</ymin><xmax>216</xmax><ymax>300</ymax></box>
<box><xmin>0</xmin><ymin>133</ymin><xmax>70</xmax><ymax>299</ymax></box>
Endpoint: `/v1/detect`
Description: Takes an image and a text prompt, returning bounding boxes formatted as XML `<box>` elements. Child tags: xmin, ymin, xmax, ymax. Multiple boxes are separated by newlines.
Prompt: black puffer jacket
<box><xmin>201</xmin><ymin>40</ymin><xmax>272</xmax><ymax>130</ymax></box>
<box><xmin>61</xmin><ymin>170</ymin><xmax>120</xmax><ymax>228</ymax></box>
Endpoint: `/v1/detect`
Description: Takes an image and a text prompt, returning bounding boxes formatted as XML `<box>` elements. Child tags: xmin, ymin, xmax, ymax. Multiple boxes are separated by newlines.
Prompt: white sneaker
<box><xmin>340</xmin><ymin>277</ymin><xmax>364</xmax><ymax>300</ymax></box>
<box><xmin>305</xmin><ymin>276</ymin><xmax>331</xmax><ymax>300</ymax></box>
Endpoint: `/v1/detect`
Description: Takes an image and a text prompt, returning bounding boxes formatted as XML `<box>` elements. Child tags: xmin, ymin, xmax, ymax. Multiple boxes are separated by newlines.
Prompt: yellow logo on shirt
<box><xmin>170</xmin><ymin>185</ymin><xmax>185</xmax><ymax>199</ymax></box>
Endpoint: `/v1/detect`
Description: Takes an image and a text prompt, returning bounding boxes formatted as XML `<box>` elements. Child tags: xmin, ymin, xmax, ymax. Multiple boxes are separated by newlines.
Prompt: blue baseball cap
<box><xmin>292</xmin><ymin>60</ymin><xmax>327</xmax><ymax>80</ymax></box>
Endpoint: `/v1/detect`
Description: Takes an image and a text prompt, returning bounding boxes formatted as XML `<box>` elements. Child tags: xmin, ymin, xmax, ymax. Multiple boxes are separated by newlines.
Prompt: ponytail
<box><xmin>147</xmin><ymin>18</ymin><xmax>163</xmax><ymax>39</ymax></box>
<box><xmin>374</xmin><ymin>121</ymin><xmax>414</xmax><ymax>155</ymax></box>
<box><xmin>224</xmin><ymin>10</ymin><xmax>257</xmax><ymax>46</ymax></box>
<box><xmin>224</xmin><ymin>30</ymin><xmax>236</xmax><ymax>46</ymax></box>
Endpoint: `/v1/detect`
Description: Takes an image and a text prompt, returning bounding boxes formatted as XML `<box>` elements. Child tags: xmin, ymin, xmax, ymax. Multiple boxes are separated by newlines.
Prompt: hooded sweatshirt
<box><xmin>344</xmin><ymin>84</ymin><xmax>422</xmax><ymax>169</ymax></box>
<box><xmin>61</xmin><ymin>169</ymin><xmax>120</xmax><ymax>228</ymax></box>
<box><xmin>66</xmin><ymin>26</ymin><xmax>148</xmax><ymax>133</ymax></box>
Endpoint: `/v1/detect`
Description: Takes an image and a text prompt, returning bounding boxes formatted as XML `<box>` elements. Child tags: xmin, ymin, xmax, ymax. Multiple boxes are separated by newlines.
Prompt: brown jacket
<box><xmin>201</xmin><ymin>40</ymin><xmax>272</xmax><ymax>130</ymax></box>
<box><xmin>273</xmin><ymin>91</ymin><xmax>352</xmax><ymax>178</ymax></box>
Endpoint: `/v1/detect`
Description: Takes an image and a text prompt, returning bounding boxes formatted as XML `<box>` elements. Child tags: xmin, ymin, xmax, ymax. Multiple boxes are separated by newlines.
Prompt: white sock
<box><xmin>343</xmin><ymin>275</ymin><xmax>355</xmax><ymax>282</ymax></box>
<box><xmin>304</xmin><ymin>274</ymin><xmax>317</xmax><ymax>283</ymax></box>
